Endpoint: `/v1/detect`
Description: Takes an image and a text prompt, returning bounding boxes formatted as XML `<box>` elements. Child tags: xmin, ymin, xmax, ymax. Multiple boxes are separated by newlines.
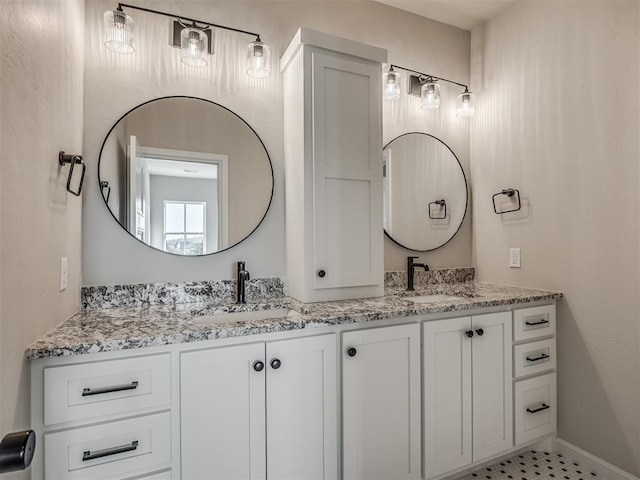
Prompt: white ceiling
<box><xmin>374</xmin><ymin>0</ymin><xmax>518</xmax><ymax>31</ymax></box>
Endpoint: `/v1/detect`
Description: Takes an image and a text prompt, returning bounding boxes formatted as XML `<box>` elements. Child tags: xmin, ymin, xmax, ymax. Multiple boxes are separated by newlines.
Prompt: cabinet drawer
<box><xmin>514</xmin><ymin>373</ymin><xmax>556</xmax><ymax>445</ymax></box>
<box><xmin>44</xmin><ymin>354</ymin><xmax>170</xmax><ymax>426</ymax></box>
<box><xmin>44</xmin><ymin>412</ymin><xmax>171</xmax><ymax>479</ymax></box>
<box><xmin>514</xmin><ymin>338</ymin><xmax>556</xmax><ymax>378</ymax></box>
<box><xmin>123</xmin><ymin>470</ymin><xmax>171</xmax><ymax>480</ymax></box>
<box><xmin>513</xmin><ymin>305</ymin><xmax>555</xmax><ymax>341</ymax></box>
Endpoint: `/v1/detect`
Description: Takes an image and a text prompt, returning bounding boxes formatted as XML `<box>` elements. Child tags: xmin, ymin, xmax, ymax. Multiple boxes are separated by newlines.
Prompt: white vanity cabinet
<box><xmin>31</xmin><ymin>298</ymin><xmax>559</xmax><ymax>480</ymax></box>
<box><xmin>180</xmin><ymin>334</ymin><xmax>338</xmax><ymax>480</ymax></box>
<box><xmin>342</xmin><ymin>323</ymin><xmax>421</xmax><ymax>480</ymax></box>
<box><xmin>423</xmin><ymin>312</ymin><xmax>513</xmax><ymax>479</ymax></box>
<box><xmin>281</xmin><ymin>28</ymin><xmax>387</xmax><ymax>303</ymax></box>
<box><xmin>512</xmin><ymin>304</ymin><xmax>557</xmax><ymax>445</ymax></box>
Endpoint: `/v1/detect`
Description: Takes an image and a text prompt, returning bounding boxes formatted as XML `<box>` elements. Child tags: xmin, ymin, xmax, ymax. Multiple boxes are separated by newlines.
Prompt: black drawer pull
<box><xmin>526</xmin><ymin>403</ymin><xmax>550</xmax><ymax>414</ymax></box>
<box><xmin>526</xmin><ymin>353</ymin><xmax>550</xmax><ymax>362</ymax></box>
<box><xmin>270</xmin><ymin>358</ymin><xmax>281</xmax><ymax>369</ymax></box>
<box><xmin>83</xmin><ymin>440</ymin><xmax>139</xmax><ymax>461</ymax></box>
<box><xmin>82</xmin><ymin>381</ymin><xmax>139</xmax><ymax>397</ymax></box>
<box><xmin>525</xmin><ymin>319</ymin><xmax>549</xmax><ymax>326</ymax></box>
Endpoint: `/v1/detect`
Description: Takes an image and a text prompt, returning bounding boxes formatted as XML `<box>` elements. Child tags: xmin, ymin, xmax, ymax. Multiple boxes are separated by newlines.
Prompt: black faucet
<box><xmin>407</xmin><ymin>256</ymin><xmax>429</xmax><ymax>291</ymax></box>
<box><xmin>237</xmin><ymin>261</ymin><xmax>250</xmax><ymax>303</ymax></box>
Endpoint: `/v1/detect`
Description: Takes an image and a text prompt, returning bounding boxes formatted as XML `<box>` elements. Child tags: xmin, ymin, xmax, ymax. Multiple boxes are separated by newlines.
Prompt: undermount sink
<box><xmin>192</xmin><ymin>308</ymin><xmax>299</xmax><ymax>325</ymax></box>
<box><xmin>407</xmin><ymin>294</ymin><xmax>465</xmax><ymax>303</ymax></box>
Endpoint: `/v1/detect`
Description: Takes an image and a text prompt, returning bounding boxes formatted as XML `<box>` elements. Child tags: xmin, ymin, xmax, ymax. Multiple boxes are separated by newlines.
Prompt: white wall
<box><xmin>82</xmin><ymin>0</ymin><xmax>471</xmax><ymax>285</ymax></box>
<box><xmin>471</xmin><ymin>1</ymin><xmax>640</xmax><ymax>474</ymax></box>
<box><xmin>0</xmin><ymin>0</ymin><xmax>84</xmax><ymax>476</ymax></box>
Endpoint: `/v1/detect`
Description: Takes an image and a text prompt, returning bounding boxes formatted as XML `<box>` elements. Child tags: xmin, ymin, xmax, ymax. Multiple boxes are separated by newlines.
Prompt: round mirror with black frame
<box><xmin>383</xmin><ymin>132</ymin><xmax>467</xmax><ymax>251</ymax></box>
<box><xmin>98</xmin><ymin>96</ymin><xmax>274</xmax><ymax>256</ymax></box>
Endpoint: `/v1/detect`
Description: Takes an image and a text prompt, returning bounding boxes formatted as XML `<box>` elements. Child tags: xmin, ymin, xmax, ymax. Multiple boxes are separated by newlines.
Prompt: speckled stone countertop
<box><xmin>26</xmin><ymin>283</ymin><xmax>562</xmax><ymax>360</ymax></box>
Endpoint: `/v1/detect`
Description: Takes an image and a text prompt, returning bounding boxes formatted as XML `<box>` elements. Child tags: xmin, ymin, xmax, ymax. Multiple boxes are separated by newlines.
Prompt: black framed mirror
<box><xmin>383</xmin><ymin>132</ymin><xmax>467</xmax><ymax>251</ymax></box>
<box><xmin>98</xmin><ymin>96</ymin><xmax>274</xmax><ymax>256</ymax></box>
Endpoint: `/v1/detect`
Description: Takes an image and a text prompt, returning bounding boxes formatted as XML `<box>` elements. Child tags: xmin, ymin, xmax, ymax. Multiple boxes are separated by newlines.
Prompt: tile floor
<box><xmin>455</xmin><ymin>450</ymin><xmax>601</xmax><ymax>480</ymax></box>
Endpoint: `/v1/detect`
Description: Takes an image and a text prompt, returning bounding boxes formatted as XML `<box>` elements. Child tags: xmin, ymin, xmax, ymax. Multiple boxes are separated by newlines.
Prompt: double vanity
<box><xmin>28</xmin><ymin>273</ymin><xmax>561</xmax><ymax>480</ymax></box>
<box><xmin>27</xmin><ymin>24</ymin><xmax>562</xmax><ymax>480</ymax></box>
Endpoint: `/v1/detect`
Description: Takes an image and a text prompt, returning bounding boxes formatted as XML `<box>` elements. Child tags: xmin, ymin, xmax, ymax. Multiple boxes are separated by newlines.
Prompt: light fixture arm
<box><xmin>390</xmin><ymin>64</ymin><xmax>468</xmax><ymax>90</ymax></box>
<box><xmin>117</xmin><ymin>3</ymin><xmax>262</xmax><ymax>39</ymax></box>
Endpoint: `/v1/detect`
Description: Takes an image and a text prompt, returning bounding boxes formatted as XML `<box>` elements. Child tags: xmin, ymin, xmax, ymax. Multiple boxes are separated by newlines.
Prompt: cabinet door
<box><xmin>311</xmin><ymin>49</ymin><xmax>383</xmax><ymax>290</ymax></box>
<box><xmin>266</xmin><ymin>334</ymin><xmax>338</xmax><ymax>480</ymax></box>
<box><xmin>180</xmin><ymin>343</ymin><xmax>266</xmax><ymax>480</ymax></box>
<box><xmin>471</xmin><ymin>312</ymin><xmax>513</xmax><ymax>462</ymax></box>
<box><xmin>423</xmin><ymin>317</ymin><xmax>472</xmax><ymax>479</ymax></box>
<box><xmin>342</xmin><ymin>324</ymin><xmax>421</xmax><ymax>480</ymax></box>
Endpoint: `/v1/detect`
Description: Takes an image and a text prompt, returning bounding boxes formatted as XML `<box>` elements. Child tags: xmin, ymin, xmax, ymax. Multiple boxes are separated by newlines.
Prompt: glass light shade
<box><xmin>383</xmin><ymin>70</ymin><xmax>401</xmax><ymax>100</ymax></box>
<box><xmin>421</xmin><ymin>82</ymin><xmax>440</xmax><ymax>110</ymax></box>
<box><xmin>456</xmin><ymin>90</ymin><xmax>475</xmax><ymax>118</ymax></box>
<box><xmin>103</xmin><ymin>10</ymin><xmax>135</xmax><ymax>54</ymax></box>
<box><xmin>246</xmin><ymin>40</ymin><xmax>271</xmax><ymax>78</ymax></box>
<box><xmin>180</xmin><ymin>28</ymin><xmax>208</xmax><ymax>67</ymax></box>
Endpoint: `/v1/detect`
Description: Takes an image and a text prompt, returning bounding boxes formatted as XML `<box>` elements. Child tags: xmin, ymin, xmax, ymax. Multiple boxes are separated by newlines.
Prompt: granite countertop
<box><xmin>26</xmin><ymin>283</ymin><xmax>562</xmax><ymax>360</ymax></box>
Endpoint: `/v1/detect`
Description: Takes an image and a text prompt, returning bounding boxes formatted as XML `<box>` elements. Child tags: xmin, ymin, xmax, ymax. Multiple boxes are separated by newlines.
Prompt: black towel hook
<box><xmin>492</xmin><ymin>188</ymin><xmax>521</xmax><ymax>214</ymax></box>
<box><xmin>99</xmin><ymin>181</ymin><xmax>111</xmax><ymax>203</ymax></box>
<box><xmin>59</xmin><ymin>151</ymin><xmax>86</xmax><ymax>197</ymax></box>
<box><xmin>428</xmin><ymin>199</ymin><xmax>447</xmax><ymax>219</ymax></box>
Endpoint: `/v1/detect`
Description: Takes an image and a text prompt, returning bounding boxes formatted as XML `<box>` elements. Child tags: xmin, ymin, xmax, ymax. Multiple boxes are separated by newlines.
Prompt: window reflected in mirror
<box><xmin>164</xmin><ymin>201</ymin><xmax>207</xmax><ymax>255</ymax></box>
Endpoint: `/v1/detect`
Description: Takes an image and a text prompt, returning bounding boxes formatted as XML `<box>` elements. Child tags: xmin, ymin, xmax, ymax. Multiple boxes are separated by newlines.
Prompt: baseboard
<box><xmin>531</xmin><ymin>436</ymin><xmax>554</xmax><ymax>452</ymax></box>
<box><xmin>554</xmin><ymin>438</ymin><xmax>639</xmax><ymax>480</ymax></box>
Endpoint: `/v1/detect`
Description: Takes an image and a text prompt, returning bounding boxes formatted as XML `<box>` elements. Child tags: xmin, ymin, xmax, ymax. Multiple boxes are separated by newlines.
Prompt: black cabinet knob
<box><xmin>347</xmin><ymin>347</ymin><xmax>357</xmax><ymax>357</ymax></box>
<box><xmin>270</xmin><ymin>358</ymin><xmax>281</xmax><ymax>369</ymax></box>
<box><xmin>465</xmin><ymin>330</ymin><xmax>474</xmax><ymax>338</ymax></box>
<box><xmin>475</xmin><ymin>328</ymin><xmax>484</xmax><ymax>336</ymax></box>
<box><xmin>253</xmin><ymin>361</ymin><xmax>264</xmax><ymax>372</ymax></box>
<box><xmin>317</xmin><ymin>270</ymin><xmax>326</xmax><ymax>278</ymax></box>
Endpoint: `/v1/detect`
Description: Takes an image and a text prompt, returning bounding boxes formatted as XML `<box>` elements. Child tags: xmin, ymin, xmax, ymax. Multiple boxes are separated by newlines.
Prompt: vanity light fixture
<box><xmin>456</xmin><ymin>87</ymin><xmax>475</xmax><ymax>118</ymax></box>
<box><xmin>384</xmin><ymin>64</ymin><xmax>475</xmax><ymax>118</ymax></box>
<box><xmin>421</xmin><ymin>80</ymin><xmax>440</xmax><ymax>110</ymax></box>
<box><xmin>180</xmin><ymin>26</ymin><xmax>208</xmax><ymax>67</ymax></box>
<box><xmin>246</xmin><ymin>38</ymin><xmax>271</xmax><ymax>78</ymax></box>
<box><xmin>103</xmin><ymin>8</ymin><xmax>135</xmax><ymax>54</ymax></box>
<box><xmin>103</xmin><ymin>3</ymin><xmax>270</xmax><ymax>77</ymax></box>
<box><xmin>383</xmin><ymin>66</ymin><xmax>401</xmax><ymax>100</ymax></box>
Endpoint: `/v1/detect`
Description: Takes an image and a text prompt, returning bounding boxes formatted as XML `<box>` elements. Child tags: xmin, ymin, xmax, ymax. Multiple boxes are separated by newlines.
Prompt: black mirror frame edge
<box><xmin>383</xmin><ymin>131</ymin><xmax>468</xmax><ymax>252</ymax></box>
<box><xmin>97</xmin><ymin>95</ymin><xmax>275</xmax><ymax>258</ymax></box>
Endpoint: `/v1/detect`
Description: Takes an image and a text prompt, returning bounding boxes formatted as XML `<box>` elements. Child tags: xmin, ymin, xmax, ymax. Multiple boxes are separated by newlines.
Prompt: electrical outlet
<box><xmin>509</xmin><ymin>248</ymin><xmax>521</xmax><ymax>268</ymax></box>
<box><xmin>59</xmin><ymin>257</ymin><xmax>68</xmax><ymax>291</ymax></box>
